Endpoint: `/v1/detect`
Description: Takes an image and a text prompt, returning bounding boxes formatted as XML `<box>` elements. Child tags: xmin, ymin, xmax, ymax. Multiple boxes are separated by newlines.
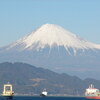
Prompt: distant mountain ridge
<box><xmin>0</xmin><ymin>62</ymin><xmax>100</xmax><ymax>96</ymax></box>
<box><xmin>0</xmin><ymin>24</ymin><xmax>100</xmax><ymax>79</ymax></box>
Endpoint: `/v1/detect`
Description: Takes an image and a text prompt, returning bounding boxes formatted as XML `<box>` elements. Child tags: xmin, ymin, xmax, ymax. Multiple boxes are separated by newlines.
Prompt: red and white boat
<box><xmin>85</xmin><ymin>84</ymin><xmax>100</xmax><ymax>99</ymax></box>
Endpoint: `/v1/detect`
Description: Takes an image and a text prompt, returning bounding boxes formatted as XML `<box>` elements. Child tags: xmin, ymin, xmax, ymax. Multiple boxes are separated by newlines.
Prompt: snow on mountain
<box><xmin>7</xmin><ymin>24</ymin><xmax>100</xmax><ymax>54</ymax></box>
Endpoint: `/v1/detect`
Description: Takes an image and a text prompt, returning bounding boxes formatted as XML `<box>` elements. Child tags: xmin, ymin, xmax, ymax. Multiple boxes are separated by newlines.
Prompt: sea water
<box><xmin>0</xmin><ymin>96</ymin><xmax>93</xmax><ymax>100</ymax></box>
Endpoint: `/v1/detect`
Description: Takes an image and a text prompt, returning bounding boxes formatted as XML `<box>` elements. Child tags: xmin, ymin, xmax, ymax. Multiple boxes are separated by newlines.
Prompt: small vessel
<box><xmin>85</xmin><ymin>84</ymin><xmax>100</xmax><ymax>99</ymax></box>
<box><xmin>2</xmin><ymin>82</ymin><xmax>14</xmax><ymax>99</ymax></box>
<box><xmin>40</xmin><ymin>88</ymin><xmax>48</xmax><ymax>97</ymax></box>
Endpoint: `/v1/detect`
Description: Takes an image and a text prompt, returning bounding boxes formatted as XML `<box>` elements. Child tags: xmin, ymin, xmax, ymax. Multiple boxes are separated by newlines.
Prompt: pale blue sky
<box><xmin>0</xmin><ymin>0</ymin><xmax>100</xmax><ymax>47</ymax></box>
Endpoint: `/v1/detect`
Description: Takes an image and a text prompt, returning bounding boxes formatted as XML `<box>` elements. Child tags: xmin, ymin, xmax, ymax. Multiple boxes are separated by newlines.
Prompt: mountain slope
<box><xmin>0</xmin><ymin>62</ymin><xmax>100</xmax><ymax>96</ymax></box>
<box><xmin>0</xmin><ymin>24</ymin><xmax>100</xmax><ymax>79</ymax></box>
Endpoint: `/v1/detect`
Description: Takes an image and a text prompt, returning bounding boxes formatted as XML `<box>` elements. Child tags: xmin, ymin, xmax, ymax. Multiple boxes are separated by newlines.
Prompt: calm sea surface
<box><xmin>0</xmin><ymin>96</ymin><xmax>94</xmax><ymax>100</ymax></box>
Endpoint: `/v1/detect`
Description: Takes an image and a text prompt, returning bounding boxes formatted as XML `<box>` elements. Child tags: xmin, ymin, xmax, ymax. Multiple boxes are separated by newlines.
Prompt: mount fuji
<box><xmin>0</xmin><ymin>24</ymin><xmax>100</xmax><ymax>79</ymax></box>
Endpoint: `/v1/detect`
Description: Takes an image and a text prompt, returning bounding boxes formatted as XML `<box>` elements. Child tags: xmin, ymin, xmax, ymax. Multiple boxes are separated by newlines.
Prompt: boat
<box><xmin>85</xmin><ymin>84</ymin><xmax>100</xmax><ymax>99</ymax></box>
<box><xmin>40</xmin><ymin>88</ymin><xmax>48</xmax><ymax>97</ymax></box>
<box><xmin>2</xmin><ymin>82</ymin><xmax>14</xmax><ymax>99</ymax></box>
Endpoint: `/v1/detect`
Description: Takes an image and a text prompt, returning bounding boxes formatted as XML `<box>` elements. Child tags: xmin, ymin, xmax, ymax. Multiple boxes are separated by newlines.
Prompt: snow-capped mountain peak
<box><xmin>7</xmin><ymin>24</ymin><xmax>100</xmax><ymax>51</ymax></box>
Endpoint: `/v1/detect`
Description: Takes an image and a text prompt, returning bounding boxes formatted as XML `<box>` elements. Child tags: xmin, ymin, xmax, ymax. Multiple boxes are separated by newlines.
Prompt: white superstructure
<box><xmin>85</xmin><ymin>84</ymin><xmax>100</xmax><ymax>96</ymax></box>
<box><xmin>40</xmin><ymin>88</ymin><xmax>48</xmax><ymax>96</ymax></box>
<box><xmin>2</xmin><ymin>83</ymin><xmax>14</xmax><ymax>97</ymax></box>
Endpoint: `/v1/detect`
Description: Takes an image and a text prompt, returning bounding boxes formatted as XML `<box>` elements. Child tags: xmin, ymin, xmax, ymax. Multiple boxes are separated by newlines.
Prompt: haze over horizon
<box><xmin>0</xmin><ymin>0</ymin><xmax>100</xmax><ymax>47</ymax></box>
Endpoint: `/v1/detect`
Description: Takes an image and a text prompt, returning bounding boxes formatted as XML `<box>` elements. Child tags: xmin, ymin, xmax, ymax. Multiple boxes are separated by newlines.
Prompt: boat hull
<box><xmin>3</xmin><ymin>96</ymin><xmax>13</xmax><ymax>99</ymax></box>
<box><xmin>40</xmin><ymin>94</ymin><xmax>47</xmax><ymax>97</ymax></box>
<box><xmin>86</xmin><ymin>96</ymin><xmax>100</xmax><ymax>99</ymax></box>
